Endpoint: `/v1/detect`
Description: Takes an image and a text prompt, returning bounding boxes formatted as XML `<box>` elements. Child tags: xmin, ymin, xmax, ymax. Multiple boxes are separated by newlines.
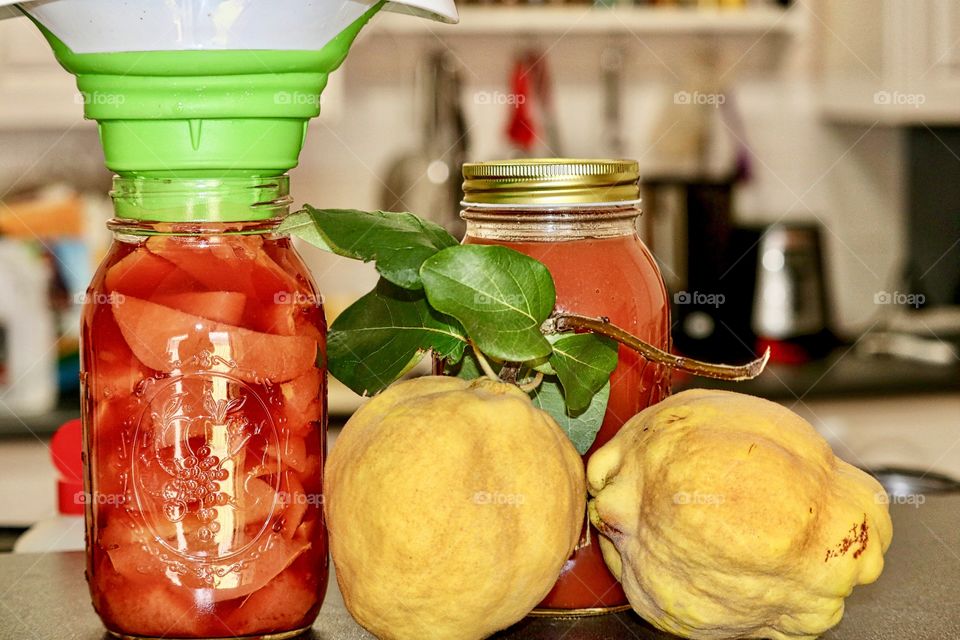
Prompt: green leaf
<box><xmin>550</xmin><ymin>334</ymin><xmax>619</xmax><ymax>413</ymax></box>
<box><xmin>328</xmin><ymin>279</ymin><xmax>467</xmax><ymax>396</ymax></box>
<box><xmin>531</xmin><ymin>334</ymin><xmax>567</xmax><ymax>375</ymax></box>
<box><xmin>279</xmin><ymin>207</ymin><xmax>458</xmax><ymax>290</ymax></box>
<box><xmin>445</xmin><ymin>348</ymin><xmax>485</xmax><ymax>380</ymax></box>
<box><xmin>420</xmin><ymin>245</ymin><xmax>556</xmax><ymax>361</ymax></box>
<box><xmin>530</xmin><ymin>357</ymin><xmax>554</xmax><ymax>375</ymax></box>
<box><xmin>531</xmin><ymin>380</ymin><xmax>610</xmax><ymax>455</ymax></box>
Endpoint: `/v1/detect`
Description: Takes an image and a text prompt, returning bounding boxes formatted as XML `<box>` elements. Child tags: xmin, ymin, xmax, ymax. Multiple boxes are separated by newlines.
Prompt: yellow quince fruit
<box><xmin>588</xmin><ymin>389</ymin><xmax>893</xmax><ymax>640</ymax></box>
<box><xmin>325</xmin><ymin>376</ymin><xmax>586</xmax><ymax>640</ymax></box>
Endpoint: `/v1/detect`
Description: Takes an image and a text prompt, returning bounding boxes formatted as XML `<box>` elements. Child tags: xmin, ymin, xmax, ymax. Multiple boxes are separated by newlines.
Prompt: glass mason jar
<box><xmin>459</xmin><ymin>159</ymin><xmax>671</xmax><ymax>615</ymax></box>
<box><xmin>80</xmin><ymin>176</ymin><xmax>328</xmax><ymax>639</ymax></box>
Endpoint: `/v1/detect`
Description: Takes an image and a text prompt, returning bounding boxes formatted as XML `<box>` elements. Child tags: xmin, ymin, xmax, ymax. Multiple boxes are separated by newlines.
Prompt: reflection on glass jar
<box><xmin>80</xmin><ymin>177</ymin><xmax>327</xmax><ymax>639</ymax></box>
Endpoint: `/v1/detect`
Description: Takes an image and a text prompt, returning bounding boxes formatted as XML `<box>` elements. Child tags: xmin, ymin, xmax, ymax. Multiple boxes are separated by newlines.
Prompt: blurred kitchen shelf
<box><xmin>357</xmin><ymin>5</ymin><xmax>804</xmax><ymax>78</ymax></box>
<box><xmin>374</xmin><ymin>5</ymin><xmax>801</xmax><ymax>37</ymax></box>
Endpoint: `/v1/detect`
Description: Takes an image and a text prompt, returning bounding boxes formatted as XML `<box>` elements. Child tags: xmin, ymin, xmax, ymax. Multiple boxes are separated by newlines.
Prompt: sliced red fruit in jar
<box><xmin>258</xmin><ymin>302</ymin><xmax>325</xmax><ymax>340</ymax></box>
<box><xmin>294</xmin><ymin>515</ymin><xmax>318</xmax><ymax>543</ymax></box>
<box><xmin>101</xmin><ymin>536</ymin><xmax>145</xmax><ymax>578</ymax></box>
<box><xmin>152</xmin><ymin>291</ymin><xmax>246</xmax><ymax>326</ymax></box>
<box><xmin>93</xmin><ymin>393</ymin><xmax>135</xmax><ymax>441</ymax></box>
<box><xmin>103</xmin><ymin>473</ymin><xmax>282</xmax><ymax>550</ymax></box>
<box><xmin>99</xmin><ymin>512</ymin><xmax>138</xmax><ymax>550</ymax></box>
<box><xmin>128</xmin><ymin>454</ymin><xmax>200</xmax><ymax>513</ymax></box>
<box><xmin>297</xmin><ymin>435</ymin><xmax>324</xmax><ymax>492</ymax></box>
<box><xmin>93</xmin><ymin>348</ymin><xmax>150</xmax><ymax>400</ymax></box>
<box><xmin>104</xmin><ymin>248</ymin><xmax>193</xmax><ymax>298</ymax></box>
<box><xmin>251</xmin><ymin>251</ymin><xmax>303</xmax><ymax>304</ymax></box>
<box><xmin>223</xmin><ymin>566</ymin><xmax>317</xmax><ymax>634</ymax></box>
<box><xmin>89</xmin><ymin>301</ymin><xmax>147</xmax><ymax>396</ymax></box>
<box><xmin>278</xmin><ymin>471</ymin><xmax>309</xmax><ymax>540</ymax></box>
<box><xmin>89</xmin><ymin>331</ymin><xmax>144</xmax><ymax>443</ymax></box>
<box><xmin>281</xmin><ymin>369</ymin><xmax>322</xmax><ymax>436</ymax></box>
<box><xmin>267</xmin><ymin>435</ymin><xmax>307</xmax><ymax>474</ymax></box>
<box><xmin>296</xmin><ymin>452</ymin><xmax>322</xmax><ymax>489</ymax></box>
<box><xmin>299</xmin><ymin>314</ymin><xmax>325</xmax><ymax>347</ymax></box>
<box><xmin>237</xmin><ymin>245</ymin><xmax>316</xmax><ymax>336</ymax></box>
<box><xmin>248</xmin><ymin>286</ymin><xmax>319</xmax><ymax>337</ymax></box>
<box><xmin>95</xmin><ymin>556</ymin><xmax>206</xmax><ymax>638</ymax></box>
<box><xmin>132</xmin><ymin>458</ymin><xmax>281</xmax><ymax>527</ymax></box>
<box><xmin>101</xmin><ymin>510</ymin><xmax>205</xmax><ymax>560</ymax></box>
<box><xmin>146</xmin><ymin>235</ymin><xmax>301</xmax><ymax>305</ymax></box>
<box><xmin>111</xmin><ymin>296</ymin><xmax>316</xmax><ymax>383</ymax></box>
<box><xmin>207</xmin><ymin>535</ymin><xmax>310</xmax><ymax>602</ymax></box>
<box><xmin>209</xmin><ymin>234</ymin><xmax>264</xmax><ymax>260</ymax></box>
<box><xmin>299</xmin><ymin>406</ymin><xmax>323</xmax><ymax>435</ymax></box>
<box><xmin>233</xmin><ymin>474</ymin><xmax>279</xmax><ymax>528</ymax></box>
<box><xmin>281</xmin><ymin>368</ymin><xmax>322</xmax><ymax>406</ymax></box>
<box><xmin>93</xmin><ymin>435</ymin><xmax>136</xmax><ymax>499</ymax></box>
<box><xmin>146</xmin><ymin>236</ymin><xmax>252</xmax><ymax>295</ymax></box>
<box><xmin>101</xmin><ymin>516</ymin><xmax>165</xmax><ymax>582</ymax></box>
<box><xmin>259</xmin><ymin>302</ymin><xmax>298</xmax><ymax>336</ymax></box>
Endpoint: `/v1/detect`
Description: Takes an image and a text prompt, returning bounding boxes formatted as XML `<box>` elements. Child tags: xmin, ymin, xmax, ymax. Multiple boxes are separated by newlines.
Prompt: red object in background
<box><xmin>757</xmin><ymin>337</ymin><xmax>812</xmax><ymax>365</ymax></box>
<box><xmin>506</xmin><ymin>58</ymin><xmax>537</xmax><ymax>151</ymax></box>
<box><xmin>51</xmin><ymin>418</ymin><xmax>84</xmax><ymax>516</ymax></box>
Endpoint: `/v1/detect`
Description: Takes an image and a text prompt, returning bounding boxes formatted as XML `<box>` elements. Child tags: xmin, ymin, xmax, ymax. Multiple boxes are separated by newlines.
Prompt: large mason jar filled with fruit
<box><xmin>80</xmin><ymin>175</ymin><xmax>327</xmax><ymax>639</ymax></box>
<box><xmin>459</xmin><ymin>159</ymin><xmax>671</xmax><ymax>614</ymax></box>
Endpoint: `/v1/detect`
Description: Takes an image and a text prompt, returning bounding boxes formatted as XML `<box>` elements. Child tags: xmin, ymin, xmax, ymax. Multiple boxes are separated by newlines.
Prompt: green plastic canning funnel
<box><xmin>38</xmin><ymin>10</ymin><xmax>378</xmax><ymax>180</ymax></box>
<box><xmin>0</xmin><ymin>0</ymin><xmax>457</xmax><ymax>220</ymax></box>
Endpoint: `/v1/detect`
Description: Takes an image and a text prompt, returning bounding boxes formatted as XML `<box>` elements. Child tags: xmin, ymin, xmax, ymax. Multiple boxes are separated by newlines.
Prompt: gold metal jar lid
<box><xmin>462</xmin><ymin>158</ymin><xmax>640</xmax><ymax>205</ymax></box>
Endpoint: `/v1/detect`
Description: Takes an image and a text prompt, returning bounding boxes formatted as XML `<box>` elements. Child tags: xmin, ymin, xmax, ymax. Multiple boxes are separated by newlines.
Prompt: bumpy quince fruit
<box><xmin>588</xmin><ymin>389</ymin><xmax>892</xmax><ymax>640</ymax></box>
<box><xmin>325</xmin><ymin>376</ymin><xmax>585</xmax><ymax>640</ymax></box>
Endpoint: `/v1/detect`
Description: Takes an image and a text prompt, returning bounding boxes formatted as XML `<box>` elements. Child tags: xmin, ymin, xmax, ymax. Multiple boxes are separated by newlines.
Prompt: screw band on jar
<box><xmin>461</xmin><ymin>158</ymin><xmax>641</xmax><ymax>206</ymax></box>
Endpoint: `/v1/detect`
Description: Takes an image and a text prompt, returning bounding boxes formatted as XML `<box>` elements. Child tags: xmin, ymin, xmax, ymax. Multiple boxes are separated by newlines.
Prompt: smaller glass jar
<box><xmin>81</xmin><ymin>176</ymin><xmax>328</xmax><ymax>639</ymax></box>
<box><xmin>458</xmin><ymin>159</ymin><xmax>672</xmax><ymax>615</ymax></box>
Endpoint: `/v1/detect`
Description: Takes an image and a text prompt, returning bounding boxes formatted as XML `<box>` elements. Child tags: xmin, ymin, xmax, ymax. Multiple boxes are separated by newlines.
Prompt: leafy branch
<box><xmin>280</xmin><ymin>206</ymin><xmax>768</xmax><ymax>454</ymax></box>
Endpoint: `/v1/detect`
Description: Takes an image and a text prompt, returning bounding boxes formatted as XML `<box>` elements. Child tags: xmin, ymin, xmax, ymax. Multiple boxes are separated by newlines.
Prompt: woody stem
<box><xmin>548</xmin><ymin>313</ymin><xmax>769</xmax><ymax>381</ymax></box>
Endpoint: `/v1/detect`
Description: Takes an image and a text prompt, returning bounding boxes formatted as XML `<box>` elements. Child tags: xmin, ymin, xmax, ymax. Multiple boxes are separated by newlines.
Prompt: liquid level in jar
<box><xmin>466</xmin><ymin>232</ymin><xmax>671</xmax><ymax>610</ymax></box>
<box><xmin>80</xmin><ymin>232</ymin><xmax>328</xmax><ymax>638</ymax></box>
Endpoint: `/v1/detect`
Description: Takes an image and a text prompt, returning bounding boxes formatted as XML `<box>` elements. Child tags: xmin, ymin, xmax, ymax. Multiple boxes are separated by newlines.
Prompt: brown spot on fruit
<box><xmin>824</xmin><ymin>516</ymin><xmax>869</xmax><ymax>562</ymax></box>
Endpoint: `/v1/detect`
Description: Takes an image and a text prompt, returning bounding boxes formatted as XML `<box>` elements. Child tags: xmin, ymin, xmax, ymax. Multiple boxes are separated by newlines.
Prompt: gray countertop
<box><xmin>2</xmin><ymin>496</ymin><xmax>959</xmax><ymax>640</ymax></box>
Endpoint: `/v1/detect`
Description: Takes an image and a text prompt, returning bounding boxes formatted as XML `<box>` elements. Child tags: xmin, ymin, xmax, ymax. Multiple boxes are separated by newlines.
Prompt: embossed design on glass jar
<box><xmin>131</xmin><ymin>371</ymin><xmax>281</xmax><ymax>565</ymax></box>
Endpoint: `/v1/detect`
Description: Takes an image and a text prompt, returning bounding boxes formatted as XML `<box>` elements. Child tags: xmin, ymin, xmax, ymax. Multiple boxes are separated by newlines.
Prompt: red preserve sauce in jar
<box><xmin>459</xmin><ymin>160</ymin><xmax>671</xmax><ymax>614</ymax></box>
<box><xmin>80</xmin><ymin>176</ymin><xmax>328</xmax><ymax>638</ymax></box>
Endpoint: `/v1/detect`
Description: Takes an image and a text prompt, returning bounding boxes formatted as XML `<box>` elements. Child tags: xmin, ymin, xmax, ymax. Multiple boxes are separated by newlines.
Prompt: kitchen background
<box><xmin>0</xmin><ymin>0</ymin><xmax>958</xmax><ymax>551</ymax></box>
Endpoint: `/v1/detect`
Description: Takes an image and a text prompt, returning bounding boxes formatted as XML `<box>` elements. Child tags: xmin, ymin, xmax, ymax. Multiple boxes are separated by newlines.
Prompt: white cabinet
<box><xmin>819</xmin><ymin>0</ymin><xmax>960</xmax><ymax>124</ymax></box>
<box><xmin>0</xmin><ymin>14</ymin><xmax>88</xmax><ymax>129</ymax></box>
